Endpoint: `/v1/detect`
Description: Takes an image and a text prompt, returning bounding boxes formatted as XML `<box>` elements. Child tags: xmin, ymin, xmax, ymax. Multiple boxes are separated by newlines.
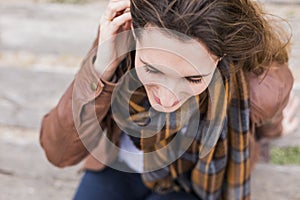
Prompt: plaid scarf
<box><xmin>112</xmin><ymin>60</ymin><xmax>251</xmax><ymax>200</ymax></box>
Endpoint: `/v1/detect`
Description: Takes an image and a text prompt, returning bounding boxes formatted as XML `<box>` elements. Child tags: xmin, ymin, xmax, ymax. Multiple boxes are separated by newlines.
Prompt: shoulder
<box><xmin>248</xmin><ymin>62</ymin><xmax>294</xmax><ymax>126</ymax></box>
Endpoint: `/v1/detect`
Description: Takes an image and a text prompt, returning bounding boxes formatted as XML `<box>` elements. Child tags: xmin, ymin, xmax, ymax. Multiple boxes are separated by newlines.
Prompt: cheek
<box><xmin>135</xmin><ymin>66</ymin><xmax>161</xmax><ymax>85</ymax></box>
<box><xmin>135</xmin><ymin>60</ymin><xmax>147</xmax><ymax>83</ymax></box>
<box><xmin>135</xmin><ymin>66</ymin><xmax>145</xmax><ymax>82</ymax></box>
<box><xmin>188</xmin><ymin>76</ymin><xmax>213</xmax><ymax>96</ymax></box>
<box><xmin>190</xmin><ymin>84</ymin><xmax>208</xmax><ymax>96</ymax></box>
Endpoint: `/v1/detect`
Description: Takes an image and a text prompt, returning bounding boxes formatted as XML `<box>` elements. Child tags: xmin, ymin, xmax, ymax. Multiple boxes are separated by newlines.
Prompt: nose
<box><xmin>156</xmin><ymin>86</ymin><xmax>179</xmax><ymax>107</ymax></box>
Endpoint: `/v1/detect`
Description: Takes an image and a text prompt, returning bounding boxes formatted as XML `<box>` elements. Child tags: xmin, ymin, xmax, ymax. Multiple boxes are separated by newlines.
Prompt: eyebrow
<box><xmin>139</xmin><ymin>57</ymin><xmax>212</xmax><ymax>78</ymax></box>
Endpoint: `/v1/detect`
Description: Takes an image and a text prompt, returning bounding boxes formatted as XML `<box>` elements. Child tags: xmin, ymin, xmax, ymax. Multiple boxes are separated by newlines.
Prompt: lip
<box><xmin>172</xmin><ymin>100</ymin><xmax>180</xmax><ymax>107</ymax></box>
<box><xmin>153</xmin><ymin>94</ymin><xmax>161</xmax><ymax>105</ymax></box>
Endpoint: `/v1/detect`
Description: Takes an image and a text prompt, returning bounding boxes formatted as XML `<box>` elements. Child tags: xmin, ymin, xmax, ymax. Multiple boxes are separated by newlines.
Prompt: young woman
<box><xmin>40</xmin><ymin>0</ymin><xmax>298</xmax><ymax>199</ymax></box>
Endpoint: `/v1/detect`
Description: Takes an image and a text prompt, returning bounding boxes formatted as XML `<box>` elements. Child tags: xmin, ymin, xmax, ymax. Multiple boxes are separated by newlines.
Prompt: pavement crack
<box><xmin>0</xmin><ymin>95</ymin><xmax>21</xmax><ymax>109</ymax></box>
<box><xmin>0</xmin><ymin>168</ymin><xmax>15</xmax><ymax>176</ymax></box>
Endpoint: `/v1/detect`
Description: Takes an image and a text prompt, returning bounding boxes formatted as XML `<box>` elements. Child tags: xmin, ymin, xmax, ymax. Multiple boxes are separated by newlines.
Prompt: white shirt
<box><xmin>118</xmin><ymin>132</ymin><xmax>144</xmax><ymax>173</ymax></box>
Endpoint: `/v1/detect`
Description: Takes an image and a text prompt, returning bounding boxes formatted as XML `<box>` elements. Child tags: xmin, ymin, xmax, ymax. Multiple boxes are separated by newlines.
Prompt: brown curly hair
<box><xmin>130</xmin><ymin>0</ymin><xmax>291</xmax><ymax>75</ymax></box>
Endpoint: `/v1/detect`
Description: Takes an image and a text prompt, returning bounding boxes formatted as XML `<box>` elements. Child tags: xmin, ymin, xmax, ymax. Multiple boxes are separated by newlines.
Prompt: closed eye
<box><xmin>144</xmin><ymin>65</ymin><xmax>162</xmax><ymax>74</ymax></box>
<box><xmin>185</xmin><ymin>77</ymin><xmax>203</xmax><ymax>84</ymax></box>
<box><xmin>140</xmin><ymin>57</ymin><xmax>208</xmax><ymax>84</ymax></box>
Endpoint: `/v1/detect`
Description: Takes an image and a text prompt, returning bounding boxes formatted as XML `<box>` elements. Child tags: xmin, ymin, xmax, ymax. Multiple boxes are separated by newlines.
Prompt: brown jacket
<box><xmin>39</xmin><ymin>34</ymin><xmax>294</xmax><ymax>171</ymax></box>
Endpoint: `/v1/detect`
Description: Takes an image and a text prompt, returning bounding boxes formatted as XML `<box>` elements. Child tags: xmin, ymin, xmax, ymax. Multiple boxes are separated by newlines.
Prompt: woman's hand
<box><xmin>282</xmin><ymin>93</ymin><xmax>299</xmax><ymax>135</ymax></box>
<box><xmin>94</xmin><ymin>0</ymin><xmax>133</xmax><ymax>81</ymax></box>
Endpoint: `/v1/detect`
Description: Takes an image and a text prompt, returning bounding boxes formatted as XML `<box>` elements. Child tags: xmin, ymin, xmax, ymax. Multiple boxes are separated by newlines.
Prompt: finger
<box><xmin>99</xmin><ymin>13</ymin><xmax>132</xmax><ymax>46</ymax></box>
<box><xmin>110</xmin><ymin>12</ymin><xmax>132</xmax><ymax>32</ymax></box>
<box><xmin>123</xmin><ymin>20</ymin><xmax>132</xmax><ymax>31</ymax></box>
<box><xmin>104</xmin><ymin>0</ymin><xmax>130</xmax><ymax>21</ymax></box>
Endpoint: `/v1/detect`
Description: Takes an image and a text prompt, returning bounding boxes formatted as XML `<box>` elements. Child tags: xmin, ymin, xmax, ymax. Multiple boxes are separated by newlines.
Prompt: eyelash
<box><xmin>187</xmin><ymin>78</ymin><xmax>202</xmax><ymax>84</ymax></box>
<box><xmin>143</xmin><ymin>66</ymin><xmax>203</xmax><ymax>84</ymax></box>
<box><xmin>144</xmin><ymin>66</ymin><xmax>159</xmax><ymax>74</ymax></box>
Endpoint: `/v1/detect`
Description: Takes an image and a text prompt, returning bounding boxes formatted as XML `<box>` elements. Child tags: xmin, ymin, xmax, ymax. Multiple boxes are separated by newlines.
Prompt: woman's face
<box><xmin>134</xmin><ymin>28</ymin><xmax>218</xmax><ymax>113</ymax></box>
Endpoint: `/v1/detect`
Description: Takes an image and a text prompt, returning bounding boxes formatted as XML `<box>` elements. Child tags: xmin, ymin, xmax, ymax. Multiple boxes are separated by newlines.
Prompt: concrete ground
<box><xmin>0</xmin><ymin>1</ymin><xmax>300</xmax><ymax>200</ymax></box>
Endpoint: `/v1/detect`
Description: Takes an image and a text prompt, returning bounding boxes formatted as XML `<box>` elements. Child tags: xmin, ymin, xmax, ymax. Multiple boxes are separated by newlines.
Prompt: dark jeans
<box><xmin>73</xmin><ymin>162</ymin><xmax>199</xmax><ymax>200</ymax></box>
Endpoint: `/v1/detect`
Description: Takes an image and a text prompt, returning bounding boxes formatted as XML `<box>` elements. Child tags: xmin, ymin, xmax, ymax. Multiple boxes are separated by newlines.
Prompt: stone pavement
<box><xmin>0</xmin><ymin>67</ymin><xmax>73</xmax><ymax>128</ymax></box>
<box><xmin>0</xmin><ymin>1</ymin><xmax>300</xmax><ymax>200</ymax></box>
<box><xmin>0</xmin><ymin>126</ymin><xmax>81</xmax><ymax>200</ymax></box>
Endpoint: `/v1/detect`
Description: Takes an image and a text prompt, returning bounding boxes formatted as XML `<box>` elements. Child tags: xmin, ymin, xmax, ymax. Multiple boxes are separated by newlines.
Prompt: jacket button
<box><xmin>90</xmin><ymin>82</ymin><xmax>98</xmax><ymax>91</ymax></box>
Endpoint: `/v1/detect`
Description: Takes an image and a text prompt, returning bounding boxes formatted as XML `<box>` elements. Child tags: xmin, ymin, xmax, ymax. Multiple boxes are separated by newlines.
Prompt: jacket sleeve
<box><xmin>249</xmin><ymin>62</ymin><xmax>294</xmax><ymax>139</ymax></box>
<box><xmin>39</xmin><ymin>30</ymin><xmax>117</xmax><ymax>168</ymax></box>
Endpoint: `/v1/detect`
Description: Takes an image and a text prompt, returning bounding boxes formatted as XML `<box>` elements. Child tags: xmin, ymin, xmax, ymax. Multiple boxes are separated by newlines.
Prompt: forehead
<box><xmin>135</xmin><ymin>28</ymin><xmax>216</xmax><ymax>74</ymax></box>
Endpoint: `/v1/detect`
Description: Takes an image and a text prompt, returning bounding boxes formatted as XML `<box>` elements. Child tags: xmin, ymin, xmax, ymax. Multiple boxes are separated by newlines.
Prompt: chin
<box><xmin>152</xmin><ymin>104</ymin><xmax>181</xmax><ymax>113</ymax></box>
